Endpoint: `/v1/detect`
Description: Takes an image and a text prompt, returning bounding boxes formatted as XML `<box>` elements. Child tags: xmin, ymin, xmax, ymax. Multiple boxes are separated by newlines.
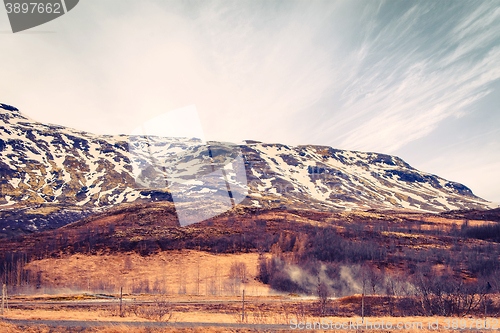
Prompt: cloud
<box><xmin>0</xmin><ymin>0</ymin><xmax>341</xmax><ymax>145</ymax></box>
<box><xmin>1</xmin><ymin>0</ymin><xmax>498</xmax><ymax>200</ymax></box>
<box><xmin>311</xmin><ymin>1</ymin><xmax>500</xmax><ymax>153</ymax></box>
<box><xmin>5</xmin><ymin>1</ymin><xmax>496</xmax><ymax>152</ymax></box>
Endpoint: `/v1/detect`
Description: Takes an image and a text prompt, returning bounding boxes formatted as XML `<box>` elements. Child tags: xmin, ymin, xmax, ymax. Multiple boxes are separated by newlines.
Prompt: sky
<box><xmin>1</xmin><ymin>0</ymin><xmax>500</xmax><ymax>203</ymax></box>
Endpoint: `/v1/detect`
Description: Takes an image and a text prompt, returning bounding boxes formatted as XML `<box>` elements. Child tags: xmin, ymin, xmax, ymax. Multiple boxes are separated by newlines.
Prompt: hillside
<box><xmin>0</xmin><ymin>103</ymin><xmax>496</xmax><ymax>234</ymax></box>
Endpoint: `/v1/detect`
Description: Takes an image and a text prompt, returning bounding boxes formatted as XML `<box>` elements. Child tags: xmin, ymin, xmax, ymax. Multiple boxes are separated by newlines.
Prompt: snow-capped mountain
<box><xmin>241</xmin><ymin>143</ymin><xmax>492</xmax><ymax>212</ymax></box>
<box><xmin>0</xmin><ymin>103</ymin><xmax>494</xmax><ymax>232</ymax></box>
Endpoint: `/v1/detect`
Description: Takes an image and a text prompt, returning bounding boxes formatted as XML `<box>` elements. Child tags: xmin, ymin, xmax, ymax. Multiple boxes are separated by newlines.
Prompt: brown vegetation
<box><xmin>20</xmin><ymin>250</ymin><xmax>267</xmax><ymax>296</ymax></box>
<box><xmin>1</xmin><ymin>203</ymin><xmax>499</xmax><ymax>323</ymax></box>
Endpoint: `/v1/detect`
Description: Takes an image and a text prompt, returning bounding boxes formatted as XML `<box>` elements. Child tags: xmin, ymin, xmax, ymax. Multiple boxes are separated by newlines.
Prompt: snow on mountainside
<box><xmin>241</xmin><ymin>143</ymin><xmax>492</xmax><ymax>212</ymax></box>
<box><xmin>0</xmin><ymin>103</ymin><xmax>145</xmax><ymax>207</ymax></box>
<box><xmin>0</xmin><ymin>103</ymin><xmax>495</xmax><ymax>233</ymax></box>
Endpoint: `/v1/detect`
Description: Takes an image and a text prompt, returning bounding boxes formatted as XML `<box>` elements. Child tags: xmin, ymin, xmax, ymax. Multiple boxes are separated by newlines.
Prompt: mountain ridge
<box><xmin>0</xmin><ymin>103</ymin><xmax>495</xmax><ymax>234</ymax></box>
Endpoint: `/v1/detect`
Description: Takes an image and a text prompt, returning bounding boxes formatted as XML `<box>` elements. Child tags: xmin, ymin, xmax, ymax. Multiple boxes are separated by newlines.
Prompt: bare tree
<box><xmin>317</xmin><ymin>278</ymin><xmax>330</xmax><ymax>316</ymax></box>
<box><xmin>368</xmin><ymin>266</ymin><xmax>383</xmax><ymax>295</ymax></box>
<box><xmin>228</xmin><ymin>261</ymin><xmax>248</xmax><ymax>294</ymax></box>
<box><xmin>414</xmin><ymin>272</ymin><xmax>491</xmax><ymax>317</ymax></box>
<box><xmin>177</xmin><ymin>258</ymin><xmax>186</xmax><ymax>295</ymax></box>
<box><xmin>123</xmin><ymin>256</ymin><xmax>133</xmax><ymax>272</ymax></box>
<box><xmin>131</xmin><ymin>297</ymin><xmax>174</xmax><ymax>321</ymax></box>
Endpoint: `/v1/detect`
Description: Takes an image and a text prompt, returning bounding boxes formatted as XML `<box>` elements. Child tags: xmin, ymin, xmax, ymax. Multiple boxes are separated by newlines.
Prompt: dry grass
<box><xmin>1</xmin><ymin>318</ymin><xmax>489</xmax><ymax>333</ymax></box>
<box><xmin>0</xmin><ymin>322</ymin><xmax>289</xmax><ymax>333</ymax></box>
<box><xmin>399</xmin><ymin>215</ymin><xmax>496</xmax><ymax>232</ymax></box>
<box><xmin>3</xmin><ymin>291</ymin><xmax>498</xmax><ymax>332</ymax></box>
<box><xmin>2</xmin><ymin>307</ymin><xmax>243</xmax><ymax>323</ymax></box>
<box><xmin>23</xmin><ymin>250</ymin><xmax>270</xmax><ymax>296</ymax></box>
<box><xmin>1</xmin><ymin>308</ymin><xmax>148</xmax><ymax>322</ymax></box>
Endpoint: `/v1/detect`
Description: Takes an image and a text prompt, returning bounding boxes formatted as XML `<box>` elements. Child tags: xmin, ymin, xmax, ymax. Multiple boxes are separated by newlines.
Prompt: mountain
<box><xmin>0</xmin><ymin>103</ymin><xmax>495</xmax><ymax>234</ymax></box>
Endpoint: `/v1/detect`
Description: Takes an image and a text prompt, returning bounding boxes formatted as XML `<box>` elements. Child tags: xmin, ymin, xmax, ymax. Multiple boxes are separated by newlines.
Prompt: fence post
<box><xmin>120</xmin><ymin>286</ymin><xmax>123</xmax><ymax>317</ymax></box>
<box><xmin>361</xmin><ymin>293</ymin><xmax>364</xmax><ymax>322</ymax></box>
<box><xmin>1</xmin><ymin>284</ymin><xmax>5</xmax><ymax>315</ymax></box>
<box><xmin>242</xmin><ymin>289</ymin><xmax>245</xmax><ymax>323</ymax></box>
<box><xmin>484</xmin><ymin>295</ymin><xmax>487</xmax><ymax>319</ymax></box>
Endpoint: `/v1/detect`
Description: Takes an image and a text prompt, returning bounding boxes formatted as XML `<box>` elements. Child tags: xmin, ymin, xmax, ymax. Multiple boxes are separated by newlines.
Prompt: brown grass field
<box><xmin>2</xmin><ymin>314</ymin><xmax>498</xmax><ymax>332</ymax></box>
<box><xmin>22</xmin><ymin>250</ymin><xmax>270</xmax><ymax>297</ymax></box>
<box><xmin>2</xmin><ymin>206</ymin><xmax>500</xmax><ymax>332</ymax></box>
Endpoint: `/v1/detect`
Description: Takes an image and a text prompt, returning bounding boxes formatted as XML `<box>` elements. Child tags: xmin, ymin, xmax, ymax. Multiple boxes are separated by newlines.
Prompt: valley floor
<box><xmin>1</xmin><ymin>292</ymin><xmax>499</xmax><ymax>332</ymax></box>
<box><xmin>2</xmin><ymin>313</ymin><xmax>498</xmax><ymax>332</ymax></box>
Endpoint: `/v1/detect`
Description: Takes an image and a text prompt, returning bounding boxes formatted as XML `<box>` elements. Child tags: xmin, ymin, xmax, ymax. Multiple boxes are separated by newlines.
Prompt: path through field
<box><xmin>2</xmin><ymin>318</ymin><xmax>289</xmax><ymax>330</ymax></box>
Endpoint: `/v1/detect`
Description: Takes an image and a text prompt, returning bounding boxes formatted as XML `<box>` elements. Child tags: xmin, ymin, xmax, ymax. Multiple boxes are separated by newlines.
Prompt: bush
<box><xmin>130</xmin><ymin>297</ymin><xmax>174</xmax><ymax>321</ymax></box>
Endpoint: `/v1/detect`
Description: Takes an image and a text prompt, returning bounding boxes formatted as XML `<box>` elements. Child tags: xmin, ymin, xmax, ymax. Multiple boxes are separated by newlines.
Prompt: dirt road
<box><xmin>1</xmin><ymin>318</ymin><xmax>290</xmax><ymax>330</ymax></box>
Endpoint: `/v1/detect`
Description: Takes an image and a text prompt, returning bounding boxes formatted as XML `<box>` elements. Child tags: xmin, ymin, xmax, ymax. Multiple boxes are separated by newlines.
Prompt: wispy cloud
<box><xmin>1</xmin><ymin>0</ymin><xmax>499</xmax><ymax>199</ymax></box>
<box><xmin>1</xmin><ymin>0</ymin><xmax>341</xmax><ymax>142</ymax></box>
<box><xmin>312</xmin><ymin>1</ymin><xmax>500</xmax><ymax>153</ymax></box>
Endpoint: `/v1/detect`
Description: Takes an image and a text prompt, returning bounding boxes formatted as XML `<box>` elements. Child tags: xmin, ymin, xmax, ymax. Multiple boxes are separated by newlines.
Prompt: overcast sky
<box><xmin>1</xmin><ymin>0</ymin><xmax>499</xmax><ymax>203</ymax></box>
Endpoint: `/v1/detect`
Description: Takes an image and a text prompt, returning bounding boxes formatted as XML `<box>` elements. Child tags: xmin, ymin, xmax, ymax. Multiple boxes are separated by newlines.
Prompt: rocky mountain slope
<box><xmin>0</xmin><ymin>103</ymin><xmax>495</xmax><ymax>234</ymax></box>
